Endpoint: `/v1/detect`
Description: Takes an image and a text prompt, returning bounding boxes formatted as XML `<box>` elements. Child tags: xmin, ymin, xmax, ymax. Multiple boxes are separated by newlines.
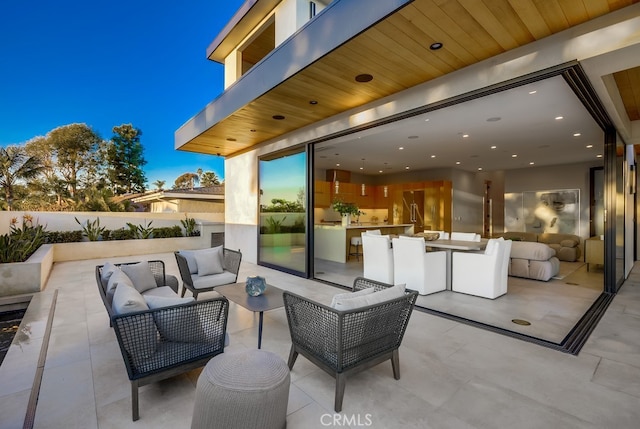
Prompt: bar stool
<box><xmin>349</xmin><ymin>236</ymin><xmax>363</xmax><ymax>261</ymax></box>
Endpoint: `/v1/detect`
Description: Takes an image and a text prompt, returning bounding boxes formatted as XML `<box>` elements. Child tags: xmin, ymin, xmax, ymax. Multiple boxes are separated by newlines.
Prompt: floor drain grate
<box><xmin>565</xmin><ymin>282</ymin><xmax>579</xmax><ymax>285</ymax></box>
<box><xmin>511</xmin><ymin>319</ymin><xmax>531</xmax><ymax>326</ymax></box>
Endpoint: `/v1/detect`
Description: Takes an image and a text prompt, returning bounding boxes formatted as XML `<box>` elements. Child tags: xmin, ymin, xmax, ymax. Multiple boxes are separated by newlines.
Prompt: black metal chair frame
<box><xmin>174</xmin><ymin>248</ymin><xmax>242</xmax><ymax>299</ymax></box>
<box><xmin>284</xmin><ymin>277</ymin><xmax>418</xmax><ymax>412</ymax></box>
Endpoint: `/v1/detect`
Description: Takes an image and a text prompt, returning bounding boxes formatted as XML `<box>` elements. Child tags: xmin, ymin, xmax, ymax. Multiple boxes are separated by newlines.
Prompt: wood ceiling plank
<box><xmin>558</xmin><ymin>0</ymin><xmax>590</xmax><ymax>26</ymax></box>
<box><xmin>534</xmin><ymin>0</ymin><xmax>571</xmax><ymax>33</ymax></box>
<box><xmin>457</xmin><ymin>0</ymin><xmax>520</xmax><ymax>50</ymax></box>
<box><xmin>482</xmin><ymin>0</ymin><xmax>535</xmax><ymax>45</ymax></box>
<box><xmin>582</xmin><ymin>0</ymin><xmax>611</xmax><ymax>18</ymax></box>
<box><xmin>437</xmin><ymin>0</ymin><xmax>503</xmax><ymax>54</ymax></box>
<box><xmin>507</xmin><ymin>0</ymin><xmax>552</xmax><ymax>39</ymax></box>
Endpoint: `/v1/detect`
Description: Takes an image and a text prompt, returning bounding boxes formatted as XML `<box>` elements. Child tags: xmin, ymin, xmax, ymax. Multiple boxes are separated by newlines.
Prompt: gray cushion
<box><xmin>330</xmin><ymin>287</ymin><xmax>375</xmax><ymax>308</ymax></box>
<box><xmin>179</xmin><ymin>250</ymin><xmax>199</xmax><ymax>274</ymax></box>
<box><xmin>153</xmin><ymin>305</ymin><xmax>207</xmax><ymax>343</ymax></box>
<box><xmin>194</xmin><ymin>246</ymin><xmax>225</xmax><ymax>276</ymax></box>
<box><xmin>101</xmin><ymin>262</ymin><xmax>119</xmax><ymax>286</ymax></box>
<box><xmin>112</xmin><ymin>283</ymin><xmax>149</xmax><ymax>315</ymax></box>
<box><xmin>192</xmin><ymin>271</ymin><xmax>237</xmax><ymax>290</ymax></box>
<box><xmin>106</xmin><ymin>270</ymin><xmax>134</xmax><ymax>306</ymax></box>
<box><xmin>332</xmin><ymin>284</ymin><xmax>406</xmax><ymax>311</ymax></box>
<box><xmin>121</xmin><ymin>261</ymin><xmax>158</xmax><ymax>293</ymax></box>
<box><xmin>145</xmin><ymin>295</ymin><xmax>195</xmax><ymax>309</ymax></box>
<box><xmin>142</xmin><ymin>286</ymin><xmax>180</xmax><ymax>299</ymax></box>
<box><xmin>510</xmin><ymin>241</ymin><xmax>556</xmax><ymax>261</ymax></box>
<box><xmin>561</xmin><ymin>239</ymin><xmax>578</xmax><ymax>248</ymax></box>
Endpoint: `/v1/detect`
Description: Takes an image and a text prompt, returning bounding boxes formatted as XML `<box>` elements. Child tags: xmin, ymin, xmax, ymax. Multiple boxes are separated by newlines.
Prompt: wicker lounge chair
<box><xmin>283</xmin><ymin>277</ymin><xmax>418</xmax><ymax>412</ymax></box>
<box><xmin>174</xmin><ymin>248</ymin><xmax>242</xmax><ymax>299</ymax></box>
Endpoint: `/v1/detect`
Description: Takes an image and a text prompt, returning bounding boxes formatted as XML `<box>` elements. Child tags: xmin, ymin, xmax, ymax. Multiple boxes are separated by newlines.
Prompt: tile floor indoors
<box><xmin>1</xmin><ymin>252</ymin><xmax>639</xmax><ymax>429</ymax></box>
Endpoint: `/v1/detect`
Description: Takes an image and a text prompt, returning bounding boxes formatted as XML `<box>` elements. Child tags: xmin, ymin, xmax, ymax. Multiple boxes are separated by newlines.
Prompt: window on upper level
<box><xmin>239</xmin><ymin>16</ymin><xmax>275</xmax><ymax>76</ymax></box>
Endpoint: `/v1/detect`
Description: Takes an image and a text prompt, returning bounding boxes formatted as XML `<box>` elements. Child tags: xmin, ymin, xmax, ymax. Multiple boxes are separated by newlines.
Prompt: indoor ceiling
<box><xmin>181</xmin><ymin>0</ymin><xmax>639</xmax><ymax>157</ymax></box>
<box><xmin>314</xmin><ymin>75</ymin><xmax>605</xmax><ymax>175</ymax></box>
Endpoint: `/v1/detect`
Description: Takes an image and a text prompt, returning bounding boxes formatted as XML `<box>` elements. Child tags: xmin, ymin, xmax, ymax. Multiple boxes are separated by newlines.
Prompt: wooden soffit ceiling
<box><xmin>183</xmin><ymin>0</ymin><xmax>639</xmax><ymax>157</ymax></box>
<box><xmin>613</xmin><ymin>65</ymin><xmax>640</xmax><ymax>121</ymax></box>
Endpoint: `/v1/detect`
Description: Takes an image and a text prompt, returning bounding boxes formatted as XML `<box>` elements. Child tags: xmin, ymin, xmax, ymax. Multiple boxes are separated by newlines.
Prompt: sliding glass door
<box><xmin>258</xmin><ymin>149</ymin><xmax>307</xmax><ymax>275</ymax></box>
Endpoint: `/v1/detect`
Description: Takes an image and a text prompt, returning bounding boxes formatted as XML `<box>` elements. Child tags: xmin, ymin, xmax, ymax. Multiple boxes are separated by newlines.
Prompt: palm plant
<box><xmin>0</xmin><ymin>146</ymin><xmax>43</xmax><ymax>210</ymax></box>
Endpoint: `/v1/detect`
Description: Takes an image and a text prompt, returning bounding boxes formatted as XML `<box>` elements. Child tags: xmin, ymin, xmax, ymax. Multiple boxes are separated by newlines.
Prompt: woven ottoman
<box><xmin>191</xmin><ymin>349</ymin><xmax>290</xmax><ymax>429</ymax></box>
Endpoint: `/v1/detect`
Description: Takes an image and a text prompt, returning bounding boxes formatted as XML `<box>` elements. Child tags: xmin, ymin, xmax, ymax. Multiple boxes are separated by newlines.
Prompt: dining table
<box><xmin>423</xmin><ymin>238</ymin><xmax>488</xmax><ymax>290</ymax></box>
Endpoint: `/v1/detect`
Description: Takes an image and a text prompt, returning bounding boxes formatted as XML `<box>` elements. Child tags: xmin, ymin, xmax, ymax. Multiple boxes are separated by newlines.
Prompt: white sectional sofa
<box><xmin>508</xmin><ymin>241</ymin><xmax>560</xmax><ymax>281</ymax></box>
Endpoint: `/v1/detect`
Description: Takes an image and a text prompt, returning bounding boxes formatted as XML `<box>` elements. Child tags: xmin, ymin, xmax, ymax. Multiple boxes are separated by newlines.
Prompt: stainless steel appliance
<box><xmin>402</xmin><ymin>190</ymin><xmax>425</xmax><ymax>231</ymax></box>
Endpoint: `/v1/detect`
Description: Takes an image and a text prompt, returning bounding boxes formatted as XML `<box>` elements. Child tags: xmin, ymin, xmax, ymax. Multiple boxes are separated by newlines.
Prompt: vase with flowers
<box><xmin>332</xmin><ymin>199</ymin><xmax>360</xmax><ymax>227</ymax></box>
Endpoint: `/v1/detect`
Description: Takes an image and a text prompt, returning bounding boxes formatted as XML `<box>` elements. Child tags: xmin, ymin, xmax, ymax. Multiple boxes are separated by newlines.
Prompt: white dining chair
<box><xmin>363</xmin><ymin>229</ymin><xmax>381</xmax><ymax>235</ymax></box>
<box><xmin>451</xmin><ymin>238</ymin><xmax>512</xmax><ymax>299</ymax></box>
<box><xmin>392</xmin><ymin>236</ymin><xmax>446</xmax><ymax>295</ymax></box>
<box><xmin>450</xmin><ymin>232</ymin><xmax>481</xmax><ymax>241</ymax></box>
<box><xmin>362</xmin><ymin>234</ymin><xmax>394</xmax><ymax>284</ymax></box>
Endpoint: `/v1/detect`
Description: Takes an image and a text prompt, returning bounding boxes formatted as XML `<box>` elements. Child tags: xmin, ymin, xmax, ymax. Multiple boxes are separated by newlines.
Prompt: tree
<box><xmin>0</xmin><ymin>145</ymin><xmax>43</xmax><ymax>210</ymax></box>
<box><xmin>200</xmin><ymin>171</ymin><xmax>221</xmax><ymax>187</ymax></box>
<box><xmin>46</xmin><ymin>123</ymin><xmax>102</xmax><ymax>199</ymax></box>
<box><xmin>106</xmin><ymin>124</ymin><xmax>147</xmax><ymax>195</ymax></box>
<box><xmin>153</xmin><ymin>180</ymin><xmax>166</xmax><ymax>191</ymax></box>
<box><xmin>173</xmin><ymin>172</ymin><xmax>199</xmax><ymax>190</ymax></box>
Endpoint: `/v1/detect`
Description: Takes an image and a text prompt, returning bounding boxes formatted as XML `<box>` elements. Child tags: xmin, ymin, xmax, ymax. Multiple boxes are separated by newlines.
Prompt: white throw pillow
<box><xmin>332</xmin><ymin>284</ymin><xmax>406</xmax><ymax>311</ymax></box>
<box><xmin>194</xmin><ymin>246</ymin><xmax>225</xmax><ymax>276</ymax></box>
<box><xmin>330</xmin><ymin>287</ymin><xmax>375</xmax><ymax>308</ymax></box>
<box><xmin>112</xmin><ymin>283</ymin><xmax>150</xmax><ymax>315</ymax></box>
<box><xmin>106</xmin><ymin>270</ymin><xmax>134</xmax><ymax>306</ymax></box>
<box><xmin>121</xmin><ymin>261</ymin><xmax>158</xmax><ymax>293</ymax></box>
<box><xmin>144</xmin><ymin>295</ymin><xmax>195</xmax><ymax>309</ymax></box>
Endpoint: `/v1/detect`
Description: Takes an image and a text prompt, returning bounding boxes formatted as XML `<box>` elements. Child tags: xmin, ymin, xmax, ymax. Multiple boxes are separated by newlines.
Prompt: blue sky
<box><xmin>0</xmin><ymin>0</ymin><xmax>245</xmax><ymax>186</ymax></box>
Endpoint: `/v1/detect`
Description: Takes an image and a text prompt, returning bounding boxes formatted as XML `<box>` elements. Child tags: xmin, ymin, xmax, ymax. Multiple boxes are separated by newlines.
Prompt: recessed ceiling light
<box><xmin>490</xmin><ymin>146</ymin><xmax>497</xmax><ymax>149</ymax></box>
<box><xmin>408</xmin><ymin>135</ymin><xmax>419</xmax><ymax>139</ymax></box>
<box><xmin>355</xmin><ymin>74</ymin><xmax>373</xmax><ymax>82</ymax></box>
<box><xmin>336</xmin><ymin>163</ymin><xmax>340</xmax><ymax>166</ymax></box>
<box><xmin>430</xmin><ymin>155</ymin><xmax>436</xmax><ymax>158</ymax></box>
<box><xmin>379</xmin><ymin>170</ymin><xmax>383</xmax><ymax>173</ymax></box>
<box><xmin>573</xmin><ymin>132</ymin><xmax>581</xmax><ymax>137</ymax></box>
<box><xmin>597</xmin><ymin>154</ymin><xmax>603</xmax><ymax>158</ymax></box>
<box><xmin>429</xmin><ymin>42</ymin><xmax>443</xmax><ymax>50</ymax></box>
<box><xmin>425</xmin><ymin>118</ymin><xmax>430</xmax><ymax>122</ymax></box>
<box><xmin>462</xmin><ymin>134</ymin><xmax>469</xmax><ymax>138</ymax></box>
<box><xmin>555</xmin><ymin>116</ymin><xmax>564</xmax><ymax>120</ymax></box>
<box><xmin>455</xmin><ymin>161</ymin><xmax>461</xmax><ymax>165</ymax></box>
<box><xmin>529</xmin><ymin>162</ymin><xmax>535</xmax><ymax>165</ymax></box>
<box><xmin>405</xmin><ymin>166</ymin><xmax>410</xmax><ymax>170</ymax></box>
<box><xmin>486</xmin><ymin>117</ymin><xmax>501</xmax><ymax>122</ymax></box>
<box><xmin>586</xmin><ymin>144</ymin><xmax>593</xmax><ymax>148</ymax></box>
<box><xmin>478</xmin><ymin>167</ymin><xmax>483</xmax><ymax>171</ymax></box>
<box><xmin>529</xmin><ymin>90</ymin><xmax>537</xmax><ymax>94</ymax></box>
<box><xmin>512</xmin><ymin>154</ymin><xmax>518</xmax><ymax>158</ymax></box>
<box><xmin>399</xmin><ymin>147</ymin><xmax>404</xmax><ymax>150</ymax></box>
<box><xmin>272</xmin><ymin>115</ymin><xmax>285</xmax><ymax>120</ymax></box>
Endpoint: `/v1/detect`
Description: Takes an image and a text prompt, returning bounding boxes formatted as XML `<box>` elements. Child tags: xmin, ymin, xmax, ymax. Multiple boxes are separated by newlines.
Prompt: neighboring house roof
<box><xmin>175</xmin><ymin>0</ymin><xmax>640</xmax><ymax>157</ymax></box>
<box><xmin>132</xmin><ymin>186</ymin><xmax>225</xmax><ymax>203</ymax></box>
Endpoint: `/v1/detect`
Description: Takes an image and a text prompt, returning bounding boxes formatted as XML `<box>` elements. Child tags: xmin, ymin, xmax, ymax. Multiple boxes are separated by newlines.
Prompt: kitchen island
<box><xmin>314</xmin><ymin>223</ymin><xmax>414</xmax><ymax>263</ymax></box>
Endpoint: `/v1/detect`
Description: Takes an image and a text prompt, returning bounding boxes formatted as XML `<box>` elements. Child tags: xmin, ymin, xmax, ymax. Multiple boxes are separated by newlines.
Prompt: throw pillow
<box><xmin>106</xmin><ymin>270</ymin><xmax>135</xmax><ymax>306</ymax></box>
<box><xmin>144</xmin><ymin>295</ymin><xmax>195</xmax><ymax>309</ymax></box>
<box><xmin>178</xmin><ymin>250</ymin><xmax>199</xmax><ymax>274</ymax></box>
<box><xmin>332</xmin><ymin>284</ymin><xmax>406</xmax><ymax>311</ymax></box>
<box><xmin>153</xmin><ymin>304</ymin><xmax>208</xmax><ymax>343</ymax></box>
<box><xmin>121</xmin><ymin>261</ymin><xmax>158</xmax><ymax>293</ymax></box>
<box><xmin>330</xmin><ymin>287</ymin><xmax>375</xmax><ymax>308</ymax></box>
<box><xmin>194</xmin><ymin>246</ymin><xmax>225</xmax><ymax>276</ymax></box>
<box><xmin>112</xmin><ymin>282</ymin><xmax>150</xmax><ymax>315</ymax></box>
<box><xmin>100</xmin><ymin>262</ymin><xmax>120</xmax><ymax>286</ymax></box>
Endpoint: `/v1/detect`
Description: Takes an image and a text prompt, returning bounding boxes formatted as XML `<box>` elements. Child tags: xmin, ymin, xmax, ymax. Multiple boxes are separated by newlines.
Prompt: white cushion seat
<box><xmin>192</xmin><ymin>271</ymin><xmax>238</xmax><ymax>289</ymax></box>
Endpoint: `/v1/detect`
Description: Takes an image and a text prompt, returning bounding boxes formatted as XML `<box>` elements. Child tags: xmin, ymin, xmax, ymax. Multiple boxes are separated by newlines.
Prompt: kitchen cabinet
<box><xmin>314</xmin><ymin>181</ymin><xmax>331</xmax><ymax>208</ymax></box>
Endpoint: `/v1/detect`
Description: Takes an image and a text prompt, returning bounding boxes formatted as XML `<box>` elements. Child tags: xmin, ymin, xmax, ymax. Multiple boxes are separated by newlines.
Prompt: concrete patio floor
<box><xmin>1</xmin><ymin>252</ymin><xmax>640</xmax><ymax>428</ymax></box>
